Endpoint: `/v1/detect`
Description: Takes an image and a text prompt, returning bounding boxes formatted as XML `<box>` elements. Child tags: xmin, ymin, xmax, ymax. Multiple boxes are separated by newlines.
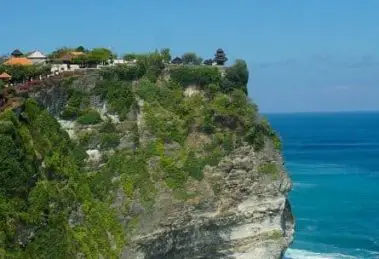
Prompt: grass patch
<box><xmin>258</xmin><ymin>162</ymin><xmax>279</xmax><ymax>179</ymax></box>
<box><xmin>265</xmin><ymin>230</ymin><xmax>283</xmax><ymax>240</ymax></box>
<box><xmin>77</xmin><ymin>109</ymin><xmax>102</xmax><ymax>125</ymax></box>
<box><xmin>100</xmin><ymin>133</ymin><xmax>120</xmax><ymax>149</ymax></box>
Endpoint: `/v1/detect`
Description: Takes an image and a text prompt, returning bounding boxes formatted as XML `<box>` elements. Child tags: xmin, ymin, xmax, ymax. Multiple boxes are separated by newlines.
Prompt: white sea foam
<box><xmin>284</xmin><ymin>249</ymin><xmax>358</xmax><ymax>259</ymax></box>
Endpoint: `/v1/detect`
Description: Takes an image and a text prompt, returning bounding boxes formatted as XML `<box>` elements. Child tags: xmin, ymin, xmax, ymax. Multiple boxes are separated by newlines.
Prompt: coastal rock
<box><xmin>122</xmin><ymin>145</ymin><xmax>294</xmax><ymax>259</ymax></box>
<box><xmin>25</xmin><ymin>73</ymin><xmax>294</xmax><ymax>259</ymax></box>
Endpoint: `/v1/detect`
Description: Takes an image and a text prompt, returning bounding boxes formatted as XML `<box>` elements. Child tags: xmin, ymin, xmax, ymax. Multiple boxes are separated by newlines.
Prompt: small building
<box><xmin>0</xmin><ymin>72</ymin><xmax>12</xmax><ymax>87</ymax></box>
<box><xmin>113</xmin><ymin>59</ymin><xmax>126</xmax><ymax>65</ymax></box>
<box><xmin>11</xmin><ymin>49</ymin><xmax>23</xmax><ymax>57</ymax></box>
<box><xmin>4</xmin><ymin>57</ymin><xmax>33</xmax><ymax>66</ymax></box>
<box><xmin>171</xmin><ymin>57</ymin><xmax>183</xmax><ymax>65</ymax></box>
<box><xmin>28</xmin><ymin>50</ymin><xmax>47</xmax><ymax>64</ymax></box>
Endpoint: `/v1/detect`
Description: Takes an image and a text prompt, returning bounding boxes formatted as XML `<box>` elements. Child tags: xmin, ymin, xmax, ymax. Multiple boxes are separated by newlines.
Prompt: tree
<box><xmin>87</xmin><ymin>48</ymin><xmax>115</xmax><ymax>65</ymax></box>
<box><xmin>222</xmin><ymin>59</ymin><xmax>249</xmax><ymax>94</ymax></box>
<box><xmin>76</xmin><ymin>46</ymin><xmax>89</xmax><ymax>53</ymax></box>
<box><xmin>123</xmin><ymin>53</ymin><xmax>137</xmax><ymax>61</ymax></box>
<box><xmin>136</xmin><ymin>52</ymin><xmax>165</xmax><ymax>82</ymax></box>
<box><xmin>214</xmin><ymin>48</ymin><xmax>228</xmax><ymax>66</ymax></box>
<box><xmin>160</xmin><ymin>48</ymin><xmax>171</xmax><ymax>63</ymax></box>
<box><xmin>48</xmin><ymin>47</ymin><xmax>73</xmax><ymax>59</ymax></box>
<box><xmin>181</xmin><ymin>52</ymin><xmax>203</xmax><ymax>65</ymax></box>
<box><xmin>203</xmin><ymin>59</ymin><xmax>213</xmax><ymax>66</ymax></box>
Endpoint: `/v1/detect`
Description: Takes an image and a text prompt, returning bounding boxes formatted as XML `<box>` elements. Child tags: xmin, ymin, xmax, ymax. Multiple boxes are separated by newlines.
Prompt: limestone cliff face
<box><xmin>122</xmin><ymin>145</ymin><xmax>293</xmax><ymax>259</ymax></box>
<box><xmin>26</xmin><ymin>74</ymin><xmax>294</xmax><ymax>259</ymax></box>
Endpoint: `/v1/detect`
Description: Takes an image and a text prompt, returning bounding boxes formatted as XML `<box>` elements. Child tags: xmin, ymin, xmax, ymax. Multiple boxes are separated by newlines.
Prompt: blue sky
<box><xmin>1</xmin><ymin>0</ymin><xmax>379</xmax><ymax>112</ymax></box>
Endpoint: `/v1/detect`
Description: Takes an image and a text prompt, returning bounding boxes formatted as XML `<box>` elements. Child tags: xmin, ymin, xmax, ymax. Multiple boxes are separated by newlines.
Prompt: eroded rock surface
<box><xmin>123</xmin><ymin>145</ymin><xmax>294</xmax><ymax>259</ymax></box>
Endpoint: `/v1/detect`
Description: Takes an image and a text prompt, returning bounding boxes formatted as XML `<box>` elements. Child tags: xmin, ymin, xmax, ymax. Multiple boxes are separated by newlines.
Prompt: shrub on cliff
<box><xmin>100</xmin><ymin>133</ymin><xmax>120</xmax><ymax>149</ymax></box>
<box><xmin>143</xmin><ymin>102</ymin><xmax>186</xmax><ymax>144</ymax></box>
<box><xmin>93</xmin><ymin>80</ymin><xmax>135</xmax><ymax>120</ymax></box>
<box><xmin>210</xmin><ymin>89</ymin><xmax>257</xmax><ymax>132</ymax></box>
<box><xmin>169</xmin><ymin>66</ymin><xmax>222</xmax><ymax>87</ymax></box>
<box><xmin>100</xmin><ymin>65</ymin><xmax>145</xmax><ymax>81</ymax></box>
<box><xmin>0</xmin><ymin>100</ymin><xmax>123</xmax><ymax>258</ymax></box>
<box><xmin>77</xmin><ymin>109</ymin><xmax>102</xmax><ymax>125</ymax></box>
<box><xmin>221</xmin><ymin>59</ymin><xmax>249</xmax><ymax>94</ymax></box>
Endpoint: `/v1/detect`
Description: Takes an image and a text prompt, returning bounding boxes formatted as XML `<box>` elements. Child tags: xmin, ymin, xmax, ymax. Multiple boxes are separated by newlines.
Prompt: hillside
<box><xmin>0</xmin><ymin>52</ymin><xmax>294</xmax><ymax>258</ymax></box>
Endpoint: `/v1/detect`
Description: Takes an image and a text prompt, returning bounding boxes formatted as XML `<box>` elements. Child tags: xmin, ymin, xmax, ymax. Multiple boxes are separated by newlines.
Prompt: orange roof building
<box><xmin>4</xmin><ymin>57</ymin><xmax>33</xmax><ymax>66</ymax></box>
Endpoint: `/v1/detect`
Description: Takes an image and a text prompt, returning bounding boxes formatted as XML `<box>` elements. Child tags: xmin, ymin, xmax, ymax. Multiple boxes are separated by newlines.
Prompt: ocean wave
<box><xmin>284</xmin><ymin>248</ymin><xmax>358</xmax><ymax>259</ymax></box>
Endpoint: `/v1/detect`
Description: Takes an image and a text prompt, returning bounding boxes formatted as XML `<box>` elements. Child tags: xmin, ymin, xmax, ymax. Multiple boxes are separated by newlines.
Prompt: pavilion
<box><xmin>11</xmin><ymin>49</ymin><xmax>23</xmax><ymax>57</ymax></box>
<box><xmin>28</xmin><ymin>50</ymin><xmax>47</xmax><ymax>64</ymax></box>
<box><xmin>0</xmin><ymin>72</ymin><xmax>12</xmax><ymax>87</ymax></box>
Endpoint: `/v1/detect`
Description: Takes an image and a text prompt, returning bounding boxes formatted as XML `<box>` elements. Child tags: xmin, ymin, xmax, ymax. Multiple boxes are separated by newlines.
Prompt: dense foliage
<box><xmin>221</xmin><ymin>59</ymin><xmax>249</xmax><ymax>94</ymax></box>
<box><xmin>0</xmin><ymin>100</ymin><xmax>123</xmax><ymax>258</ymax></box>
<box><xmin>49</xmin><ymin>47</ymin><xmax>115</xmax><ymax>66</ymax></box>
<box><xmin>0</xmin><ymin>64</ymin><xmax>51</xmax><ymax>83</ymax></box>
<box><xmin>181</xmin><ymin>52</ymin><xmax>203</xmax><ymax>65</ymax></box>
<box><xmin>169</xmin><ymin>66</ymin><xmax>222</xmax><ymax>87</ymax></box>
<box><xmin>0</xmin><ymin>49</ymin><xmax>282</xmax><ymax>257</ymax></box>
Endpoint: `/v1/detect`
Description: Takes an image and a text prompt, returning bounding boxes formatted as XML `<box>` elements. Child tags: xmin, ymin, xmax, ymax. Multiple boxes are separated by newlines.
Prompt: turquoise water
<box><xmin>267</xmin><ymin>112</ymin><xmax>379</xmax><ymax>259</ymax></box>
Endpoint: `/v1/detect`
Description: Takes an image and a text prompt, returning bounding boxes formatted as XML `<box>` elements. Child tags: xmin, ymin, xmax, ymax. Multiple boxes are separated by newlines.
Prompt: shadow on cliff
<box><xmin>138</xmin><ymin>221</ymin><xmax>235</xmax><ymax>259</ymax></box>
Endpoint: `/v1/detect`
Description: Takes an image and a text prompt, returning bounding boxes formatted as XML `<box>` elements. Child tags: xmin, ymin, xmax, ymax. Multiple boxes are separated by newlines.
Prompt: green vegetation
<box><xmin>93</xmin><ymin>80</ymin><xmax>135</xmax><ymax>120</ymax></box>
<box><xmin>100</xmin><ymin>133</ymin><xmax>120</xmax><ymax>148</ymax></box>
<box><xmin>181</xmin><ymin>52</ymin><xmax>203</xmax><ymax>65</ymax></box>
<box><xmin>0</xmin><ymin>64</ymin><xmax>51</xmax><ymax>83</ymax></box>
<box><xmin>265</xmin><ymin>230</ymin><xmax>283</xmax><ymax>240</ymax></box>
<box><xmin>49</xmin><ymin>46</ymin><xmax>115</xmax><ymax>66</ymax></box>
<box><xmin>169</xmin><ymin>66</ymin><xmax>222</xmax><ymax>87</ymax></box>
<box><xmin>0</xmin><ymin>100</ymin><xmax>123</xmax><ymax>258</ymax></box>
<box><xmin>245</xmin><ymin>118</ymin><xmax>282</xmax><ymax>151</ymax></box>
<box><xmin>221</xmin><ymin>59</ymin><xmax>249</xmax><ymax>94</ymax></box>
<box><xmin>60</xmin><ymin>88</ymin><xmax>89</xmax><ymax>120</ymax></box>
<box><xmin>0</xmin><ymin>47</ymin><xmax>283</xmax><ymax>257</ymax></box>
<box><xmin>258</xmin><ymin>162</ymin><xmax>280</xmax><ymax>179</ymax></box>
<box><xmin>77</xmin><ymin>109</ymin><xmax>102</xmax><ymax>125</ymax></box>
<box><xmin>100</xmin><ymin>64</ymin><xmax>145</xmax><ymax>81</ymax></box>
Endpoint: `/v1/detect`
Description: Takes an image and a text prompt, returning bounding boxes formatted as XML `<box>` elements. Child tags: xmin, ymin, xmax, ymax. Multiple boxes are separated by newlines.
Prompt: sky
<box><xmin>1</xmin><ymin>0</ymin><xmax>379</xmax><ymax>112</ymax></box>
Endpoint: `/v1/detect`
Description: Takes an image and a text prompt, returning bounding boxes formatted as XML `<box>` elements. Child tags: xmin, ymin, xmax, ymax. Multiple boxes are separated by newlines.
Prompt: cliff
<box><xmin>124</xmin><ymin>145</ymin><xmax>293</xmax><ymax>259</ymax></box>
<box><xmin>0</xmin><ymin>58</ymin><xmax>294</xmax><ymax>259</ymax></box>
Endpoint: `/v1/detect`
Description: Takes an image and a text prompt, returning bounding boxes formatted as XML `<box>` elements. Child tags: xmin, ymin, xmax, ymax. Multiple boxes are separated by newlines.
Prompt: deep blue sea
<box><xmin>266</xmin><ymin>112</ymin><xmax>379</xmax><ymax>259</ymax></box>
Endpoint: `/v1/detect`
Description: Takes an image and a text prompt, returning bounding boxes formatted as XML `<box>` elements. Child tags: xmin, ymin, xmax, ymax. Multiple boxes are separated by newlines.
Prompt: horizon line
<box><xmin>262</xmin><ymin>110</ymin><xmax>379</xmax><ymax>115</ymax></box>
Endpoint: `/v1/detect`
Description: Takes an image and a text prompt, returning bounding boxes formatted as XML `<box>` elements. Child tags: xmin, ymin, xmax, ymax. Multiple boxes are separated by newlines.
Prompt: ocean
<box><xmin>266</xmin><ymin>112</ymin><xmax>379</xmax><ymax>259</ymax></box>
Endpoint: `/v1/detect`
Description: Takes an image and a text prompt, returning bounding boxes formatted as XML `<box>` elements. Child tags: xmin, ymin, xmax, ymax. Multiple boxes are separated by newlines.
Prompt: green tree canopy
<box><xmin>48</xmin><ymin>47</ymin><xmax>73</xmax><ymax>59</ymax></box>
<box><xmin>160</xmin><ymin>48</ymin><xmax>171</xmax><ymax>63</ymax></box>
<box><xmin>75</xmin><ymin>46</ymin><xmax>89</xmax><ymax>53</ymax></box>
<box><xmin>181</xmin><ymin>52</ymin><xmax>203</xmax><ymax>65</ymax></box>
<box><xmin>123</xmin><ymin>53</ymin><xmax>137</xmax><ymax>61</ymax></box>
<box><xmin>221</xmin><ymin>59</ymin><xmax>249</xmax><ymax>94</ymax></box>
<box><xmin>87</xmin><ymin>48</ymin><xmax>115</xmax><ymax>65</ymax></box>
<box><xmin>0</xmin><ymin>64</ymin><xmax>52</xmax><ymax>83</ymax></box>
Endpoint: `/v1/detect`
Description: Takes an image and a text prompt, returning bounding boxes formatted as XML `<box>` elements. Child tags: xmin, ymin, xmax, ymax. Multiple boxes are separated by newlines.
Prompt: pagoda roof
<box><xmin>28</xmin><ymin>50</ymin><xmax>46</xmax><ymax>59</ymax></box>
<box><xmin>11</xmin><ymin>49</ymin><xmax>23</xmax><ymax>56</ymax></box>
<box><xmin>0</xmin><ymin>72</ymin><xmax>11</xmax><ymax>79</ymax></box>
